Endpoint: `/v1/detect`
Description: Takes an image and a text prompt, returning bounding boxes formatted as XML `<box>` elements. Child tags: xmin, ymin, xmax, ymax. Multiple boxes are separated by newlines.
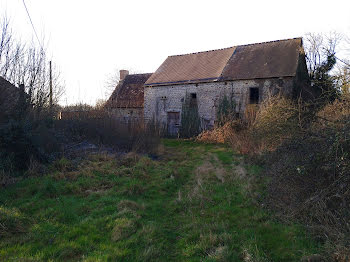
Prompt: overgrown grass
<box><xmin>0</xmin><ymin>140</ymin><xmax>320</xmax><ymax>261</ymax></box>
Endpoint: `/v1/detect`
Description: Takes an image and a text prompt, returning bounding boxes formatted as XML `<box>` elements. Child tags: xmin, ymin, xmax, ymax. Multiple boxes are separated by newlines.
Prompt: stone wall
<box><xmin>144</xmin><ymin>77</ymin><xmax>295</xmax><ymax>129</ymax></box>
<box><xmin>109</xmin><ymin>108</ymin><xmax>143</xmax><ymax>122</ymax></box>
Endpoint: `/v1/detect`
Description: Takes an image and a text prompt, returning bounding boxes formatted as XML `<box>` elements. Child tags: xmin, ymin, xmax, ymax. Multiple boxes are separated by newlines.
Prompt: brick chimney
<box><xmin>120</xmin><ymin>70</ymin><xmax>129</xmax><ymax>81</ymax></box>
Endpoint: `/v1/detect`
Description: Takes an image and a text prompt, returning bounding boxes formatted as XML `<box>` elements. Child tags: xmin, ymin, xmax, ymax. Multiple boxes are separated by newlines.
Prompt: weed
<box><xmin>111</xmin><ymin>218</ymin><xmax>137</xmax><ymax>241</ymax></box>
<box><xmin>52</xmin><ymin>157</ymin><xmax>73</xmax><ymax>172</ymax></box>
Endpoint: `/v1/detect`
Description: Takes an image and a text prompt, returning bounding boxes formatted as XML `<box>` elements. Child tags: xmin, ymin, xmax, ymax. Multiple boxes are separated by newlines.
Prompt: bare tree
<box><xmin>95</xmin><ymin>98</ymin><xmax>106</xmax><ymax>110</ymax></box>
<box><xmin>304</xmin><ymin>32</ymin><xmax>340</xmax><ymax>79</ymax></box>
<box><xmin>0</xmin><ymin>15</ymin><xmax>65</xmax><ymax>110</ymax></box>
<box><xmin>104</xmin><ymin>67</ymin><xmax>120</xmax><ymax>98</ymax></box>
<box><xmin>303</xmin><ymin>32</ymin><xmax>342</xmax><ymax>101</ymax></box>
<box><xmin>342</xmin><ymin>34</ymin><xmax>350</xmax><ymax>68</ymax></box>
<box><xmin>104</xmin><ymin>67</ymin><xmax>140</xmax><ymax>100</ymax></box>
<box><xmin>335</xmin><ymin>65</ymin><xmax>350</xmax><ymax>93</ymax></box>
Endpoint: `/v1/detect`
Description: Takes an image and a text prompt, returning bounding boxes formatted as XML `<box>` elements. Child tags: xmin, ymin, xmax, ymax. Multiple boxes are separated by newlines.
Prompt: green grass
<box><xmin>0</xmin><ymin>139</ymin><xmax>320</xmax><ymax>261</ymax></box>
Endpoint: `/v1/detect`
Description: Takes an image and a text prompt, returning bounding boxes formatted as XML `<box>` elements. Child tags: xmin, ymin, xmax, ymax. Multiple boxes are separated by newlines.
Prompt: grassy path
<box><xmin>0</xmin><ymin>140</ymin><xmax>320</xmax><ymax>261</ymax></box>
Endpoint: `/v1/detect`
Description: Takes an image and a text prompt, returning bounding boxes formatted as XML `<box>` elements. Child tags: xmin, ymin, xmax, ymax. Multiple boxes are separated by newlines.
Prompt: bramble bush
<box><xmin>0</xmin><ymin>102</ymin><xmax>161</xmax><ymax>183</ymax></box>
<box><xmin>197</xmin><ymin>92</ymin><xmax>350</xmax><ymax>258</ymax></box>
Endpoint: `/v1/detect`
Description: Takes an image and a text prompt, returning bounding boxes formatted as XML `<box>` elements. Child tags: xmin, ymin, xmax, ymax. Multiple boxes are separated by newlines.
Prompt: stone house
<box><xmin>0</xmin><ymin>76</ymin><xmax>27</xmax><ymax>122</ymax></box>
<box><xmin>144</xmin><ymin>38</ymin><xmax>309</xmax><ymax>134</ymax></box>
<box><xmin>105</xmin><ymin>70</ymin><xmax>152</xmax><ymax>122</ymax></box>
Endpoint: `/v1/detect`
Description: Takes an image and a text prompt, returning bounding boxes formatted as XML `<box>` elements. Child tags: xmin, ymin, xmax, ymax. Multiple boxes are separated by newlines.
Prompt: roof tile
<box><xmin>106</xmin><ymin>73</ymin><xmax>152</xmax><ymax>108</ymax></box>
<box><xmin>145</xmin><ymin>38</ymin><xmax>302</xmax><ymax>86</ymax></box>
<box><xmin>145</xmin><ymin>47</ymin><xmax>235</xmax><ymax>85</ymax></box>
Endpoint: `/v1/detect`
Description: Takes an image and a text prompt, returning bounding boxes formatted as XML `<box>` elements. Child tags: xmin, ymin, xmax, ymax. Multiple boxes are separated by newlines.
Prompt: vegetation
<box><xmin>1</xmin><ymin>13</ymin><xmax>350</xmax><ymax>261</ymax></box>
<box><xmin>0</xmin><ymin>17</ymin><xmax>64</xmax><ymax>109</ymax></box>
<box><xmin>196</xmin><ymin>34</ymin><xmax>350</xmax><ymax>259</ymax></box>
<box><xmin>0</xmin><ymin>88</ymin><xmax>161</xmax><ymax>183</ymax></box>
<box><xmin>216</xmin><ymin>94</ymin><xmax>236</xmax><ymax>126</ymax></box>
<box><xmin>263</xmin><ymin>95</ymin><xmax>350</xmax><ymax>259</ymax></box>
<box><xmin>0</xmin><ymin>16</ymin><xmax>64</xmax><ymax>178</ymax></box>
<box><xmin>179</xmin><ymin>94</ymin><xmax>201</xmax><ymax>138</ymax></box>
<box><xmin>198</xmin><ymin>93</ymin><xmax>350</xmax><ymax>259</ymax></box>
<box><xmin>0</xmin><ymin>140</ymin><xmax>320</xmax><ymax>261</ymax></box>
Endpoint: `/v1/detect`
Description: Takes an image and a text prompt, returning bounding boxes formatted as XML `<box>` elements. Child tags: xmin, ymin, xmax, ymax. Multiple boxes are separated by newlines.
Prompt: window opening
<box><xmin>249</xmin><ymin>88</ymin><xmax>259</xmax><ymax>104</ymax></box>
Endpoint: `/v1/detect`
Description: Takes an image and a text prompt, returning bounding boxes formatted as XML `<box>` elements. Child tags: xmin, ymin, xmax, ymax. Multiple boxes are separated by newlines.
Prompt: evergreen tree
<box><xmin>312</xmin><ymin>52</ymin><xmax>338</xmax><ymax>102</ymax></box>
<box><xmin>179</xmin><ymin>94</ymin><xmax>201</xmax><ymax>138</ymax></box>
<box><xmin>216</xmin><ymin>94</ymin><xmax>235</xmax><ymax>126</ymax></box>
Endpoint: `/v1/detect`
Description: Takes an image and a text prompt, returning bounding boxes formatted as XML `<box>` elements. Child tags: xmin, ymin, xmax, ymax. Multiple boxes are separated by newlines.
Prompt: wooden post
<box><xmin>49</xmin><ymin>60</ymin><xmax>53</xmax><ymax>108</ymax></box>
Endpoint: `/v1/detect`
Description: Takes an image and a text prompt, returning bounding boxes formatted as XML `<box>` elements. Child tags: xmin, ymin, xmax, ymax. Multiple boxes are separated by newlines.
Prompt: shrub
<box><xmin>131</xmin><ymin>120</ymin><xmax>162</xmax><ymax>155</ymax></box>
<box><xmin>179</xmin><ymin>94</ymin><xmax>201</xmax><ymax>138</ymax></box>
<box><xmin>260</xmin><ymin>95</ymin><xmax>350</xmax><ymax>257</ymax></box>
<box><xmin>216</xmin><ymin>94</ymin><xmax>236</xmax><ymax>126</ymax></box>
<box><xmin>1</xmin><ymin>104</ymin><xmax>161</xmax><ymax>180</ymax></box>
<box><xmin>55</xmin><ymin>115</ymin><xmax>161</xmax><ymax>155</ymax></box>
<box><xmin>251</xmin><ymin>95</ymin><xmax>308</xmax><ymax>150</ymax></box>
<box><xmin>198</xmin><ymin>94</ymin><xmax>312</xmax><ymax>153</ymax></box>
<box><xmin>196</xmin><ymin>120</ymin><xmax>258</xmax><ymax>154</ymax></box>
<box><xmin>52</xmin><ymin>157</ymin><xmax>73</xmax><ymax>172</ymax></box>
<box><xmin>0</xmin><ymin>116</ymin><xmax>60</xmax><ymax>173</ymax></box>
<box><xmin>197</xmin><ymin>122</ymin><xmax>232</xmax><ymax>144</ymax></box>
<box><xmin>198</xmin><ymin>93</ymin><xmax>350</xmax><ymax>256</ymax></box>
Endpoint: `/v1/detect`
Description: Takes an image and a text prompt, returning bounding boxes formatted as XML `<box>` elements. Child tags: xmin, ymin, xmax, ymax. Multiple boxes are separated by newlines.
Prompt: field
<box><xmin>0</xmin><ymin>140</ymin><xmax>320</xmax><ymax>261</ymax></box>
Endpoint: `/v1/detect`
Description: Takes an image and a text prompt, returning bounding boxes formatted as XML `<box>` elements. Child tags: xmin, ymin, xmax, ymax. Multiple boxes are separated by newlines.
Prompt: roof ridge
<box><xmin>127</xmin><ymin>73</ymin><xmax>153</xmax><ymax>76</ymax></box>
<box><xmin>169</xmin><ymin>46</ymin><xmax>235</xmax><ymax>57</ymax></box>
<box><xmin>168</xmin><ymin>37</ymin><xmax>302</xmax><ymax>58</ymax></box>
<box><xmin>235</xmin><ymin>37</ymin><xmax>302</xmax><ymax>48</ymax></box>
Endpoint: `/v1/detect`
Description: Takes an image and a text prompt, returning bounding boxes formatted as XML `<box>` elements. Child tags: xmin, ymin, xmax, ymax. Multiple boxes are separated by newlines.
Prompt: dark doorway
<box><xmin>249</xmin><ymin>88</ymin><xmax>259</xmax><ymax>104</ymax></box>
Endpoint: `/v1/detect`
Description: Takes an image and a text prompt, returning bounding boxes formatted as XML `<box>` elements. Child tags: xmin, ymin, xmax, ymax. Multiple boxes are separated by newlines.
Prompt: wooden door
<box><xmin>167</xmin><ymin>112</ymin><xmax>180</xmax><ymax>136</ymax></box>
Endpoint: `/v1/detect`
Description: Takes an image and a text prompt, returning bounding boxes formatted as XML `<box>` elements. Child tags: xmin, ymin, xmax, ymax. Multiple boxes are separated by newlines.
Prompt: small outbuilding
<box><xmin>105</xmin><ymin>70</ymin><xmax>152</xmax><ymax>122</ymax></box>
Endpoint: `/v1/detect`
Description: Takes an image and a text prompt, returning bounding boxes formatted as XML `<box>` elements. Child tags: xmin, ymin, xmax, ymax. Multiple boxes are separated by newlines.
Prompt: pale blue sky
<box><xmin>1</xmin><ymin>0</ymin><xmax>350</xmax><ymax>105</ymax></box>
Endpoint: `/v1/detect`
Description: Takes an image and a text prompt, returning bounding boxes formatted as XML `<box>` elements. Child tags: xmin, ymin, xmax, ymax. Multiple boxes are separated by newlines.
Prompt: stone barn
<box><xmin>105</xmin><ymin>70</ymin><xmax>152</xmax><ymax>122</ymax></box>
<box><xmin>144</xmin><ymin>38</ymin><xmax>309</xmax><ymax>133</ymax></box>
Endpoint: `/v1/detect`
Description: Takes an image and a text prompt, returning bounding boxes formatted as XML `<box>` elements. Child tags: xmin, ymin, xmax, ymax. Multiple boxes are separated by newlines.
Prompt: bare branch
<box><xmin>0</xmin><ymin>17</ymin><xmax>65</xmax><ymax>108</ymax></box>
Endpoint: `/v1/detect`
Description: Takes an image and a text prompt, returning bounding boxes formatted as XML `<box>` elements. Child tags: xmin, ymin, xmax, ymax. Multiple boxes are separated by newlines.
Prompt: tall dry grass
<box><xmin>198</xmin><ymin>94</ymin><xmax>306</xmax><ymax>154</ymax></box>
<box><xmin>55</xmin><ymin>114</ymin><xmax>162</xmax><ymax>155</ymax></box>
<box><xmin>198</xmin><ymin>94</ymin><xmax>350</xmax><ymax>259</ymax></box>
<box><xmin>0</xmin><ymin>104</ymin><xmax>162</xmax><ymax>184</ymax></box>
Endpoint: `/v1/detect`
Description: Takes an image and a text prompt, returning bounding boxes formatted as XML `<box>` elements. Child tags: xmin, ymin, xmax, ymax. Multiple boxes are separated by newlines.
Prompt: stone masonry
<box><xmin>144</xmin><ymin>77</ymin><xmax>295</xmax><ymax>129</ymax></box>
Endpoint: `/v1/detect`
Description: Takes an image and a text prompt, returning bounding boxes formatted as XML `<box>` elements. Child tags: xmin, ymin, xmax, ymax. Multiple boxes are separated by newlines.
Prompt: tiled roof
<box><xmin>145</xmin><ymin>47</ymin><xmax>236</xmax><ymax>86</ymax></box>
<box><xmin>105</xmin><ymin>73</ymin><xmax>152</xmax><ymax>108</ymax></box>
<box><xmin>221</xmin><ymin>38</ymin><xmax>302</xmax><ymax>81</ymax></box>
<box><xmin>145</xmin><ymin>38</ymin><xmax>303</xmax><ymax>86</ymax></box>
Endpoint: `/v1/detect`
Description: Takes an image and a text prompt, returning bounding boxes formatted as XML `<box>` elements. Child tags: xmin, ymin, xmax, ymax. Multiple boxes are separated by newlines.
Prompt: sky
<box><xmin>1</xmin><ymin>0</ymin><xmax>350</xmax><ymax>105</ymax></box>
